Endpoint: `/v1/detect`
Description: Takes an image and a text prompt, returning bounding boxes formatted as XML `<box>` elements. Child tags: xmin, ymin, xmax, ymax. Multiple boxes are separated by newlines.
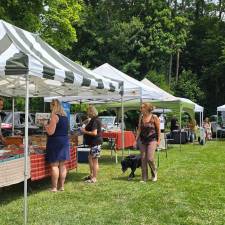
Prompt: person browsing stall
<box><xmin>203</xmin><ymin>117</ymin><xmax>212</xmax><ymax>140</ymax></box>
<box><xmin>45</xmin><ymin>99</ymin><xmax>70</xmax><ymax>192</ymax></box>
<box><xmin>134</xmin><ymin>103</ymin><xmax>160</xmax><ymax>183</ymax></box>
<box><xmin>81</xmin><ymin>105</ymin><xmax>103</xmax><ymax>183</ymax></box>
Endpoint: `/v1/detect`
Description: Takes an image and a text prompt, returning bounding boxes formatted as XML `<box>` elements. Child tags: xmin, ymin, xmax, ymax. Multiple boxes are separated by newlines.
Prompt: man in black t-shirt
<box><xmin>81</xmin><ymin>105</ymin><xmax>102</xmax><ymax>183</ymax></box>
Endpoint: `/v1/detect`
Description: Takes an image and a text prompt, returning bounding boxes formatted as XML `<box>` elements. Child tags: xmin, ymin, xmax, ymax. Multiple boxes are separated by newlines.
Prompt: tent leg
<box><xmin>115</xmin><ymin>151</ymin><xmax>118</xmax><ymax>164</ymax></box>
<box><xmin>24</xmin><ymin>74</ymin><xmax>29</xmax><ymax>225</ymax></box>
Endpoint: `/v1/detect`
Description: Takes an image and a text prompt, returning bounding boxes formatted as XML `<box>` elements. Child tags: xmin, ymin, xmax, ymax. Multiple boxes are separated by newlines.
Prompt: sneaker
<box><xmin>139</xmin><ymin>180</ymin><xmax>146</xmax><ymax>183</ymax></box>
<box><xmin>151</xmin><ymin>174</ymin><xmax>157</xmax><ymax>182</ymax></box>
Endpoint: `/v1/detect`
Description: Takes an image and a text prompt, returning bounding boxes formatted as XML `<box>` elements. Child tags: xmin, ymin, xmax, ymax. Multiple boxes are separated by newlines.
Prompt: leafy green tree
<box><xmin>0</xmin><ymin>0</ymin><xmax>82</xmax><ymax>51</ymax></box>
<box><xmin>172</xmin><ymin>70</ymin><xmax>204</xmax><ymax>103</ymax></box>
<box><xmin>69</xmin><ymin>0</ymin><xmax>190</xmax><ymax>81</ymax></box>
<box><xmin>40</xmin><ymin>0</ymin><xmax>82</xmax><ymax>50</ymax></box>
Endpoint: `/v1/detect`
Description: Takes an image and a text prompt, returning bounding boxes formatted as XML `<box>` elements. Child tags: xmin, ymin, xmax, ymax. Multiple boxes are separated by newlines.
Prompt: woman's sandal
<box><xmin>84</xmin><ymin>179</ymin><xmax>96</xmax><ymax>184</ymax></box>
<box><xmin>49</xmin><ymin>188</ymin><xmax>57</xmax><ymax>192</ymax></box>
<box><xmin>83</xmin><ymin>175</ymin><xmax>92</xmax><ymax>181</ymax></box>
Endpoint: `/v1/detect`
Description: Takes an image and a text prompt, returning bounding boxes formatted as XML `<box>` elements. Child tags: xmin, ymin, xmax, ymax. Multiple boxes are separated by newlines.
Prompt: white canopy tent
<box><xmin>45</xmin><ymin>63</ymin><xmax>167</xmax><ymax>161</ymax></box>
<box><xmin>178</xmin><ymin>97</ymin><xmax>204</xmax><ymax>126</ymax></box>
<box><xmin>0</xmin><ymin>20</ymin><xmax>122</xmax><ymax>225</ymax></box>
<box><xmin>141</xmin><ymin>78</ymin><xmax>177</xmax><ymax>101</ymax></box>
<box><xmin>217</xmin><ymin>104</ymin><xmax>225</xmax><ymax>112</ymax></box>
<box><xmin>93</xmin><ymin>63</ymin><xmax>165</xmax><ymax>101</ymax></box>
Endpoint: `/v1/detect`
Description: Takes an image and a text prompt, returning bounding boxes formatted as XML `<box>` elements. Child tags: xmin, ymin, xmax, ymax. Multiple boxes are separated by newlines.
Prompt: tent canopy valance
<box><xmin>0</xmin><ymin>20</ymin><xmax>122</xmax><ymax>97</ymax></box>
<box><xmin>101</xmin><ymin>99</ymin><xmax>195</xmax><ymax>118</ymax></box>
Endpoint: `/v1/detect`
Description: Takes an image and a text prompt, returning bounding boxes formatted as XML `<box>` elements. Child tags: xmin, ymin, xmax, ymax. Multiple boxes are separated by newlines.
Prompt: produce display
<box><xmin>0</xmin><ymin>135</ymin><xmax>77</xmax><ymax>186</ymax></box>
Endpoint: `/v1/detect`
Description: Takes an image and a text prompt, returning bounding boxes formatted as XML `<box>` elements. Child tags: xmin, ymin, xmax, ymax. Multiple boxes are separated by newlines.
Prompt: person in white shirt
<box><xmin>159</xmin><ymin>114</ymin><xmax>165</xmax><ymax>132</ymax></box>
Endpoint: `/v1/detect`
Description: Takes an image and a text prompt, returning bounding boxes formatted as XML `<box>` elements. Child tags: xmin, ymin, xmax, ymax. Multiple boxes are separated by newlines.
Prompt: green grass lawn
<box><xmin>1</xmin><ymin>141</ymin><xmax>225</xmax><ymax>225</ymax></box>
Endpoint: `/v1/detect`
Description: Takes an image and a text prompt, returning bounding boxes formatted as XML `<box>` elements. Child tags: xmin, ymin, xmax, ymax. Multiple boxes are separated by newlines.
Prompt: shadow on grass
<box><xmin>0</xmin><ymin>170</ymin><xmax>88</xmax><ymax>205</ymax></box>
<box><xmin>111</xmin><ymin>175</ymin><xmax>141</xmax><ymax>182</ymax></box>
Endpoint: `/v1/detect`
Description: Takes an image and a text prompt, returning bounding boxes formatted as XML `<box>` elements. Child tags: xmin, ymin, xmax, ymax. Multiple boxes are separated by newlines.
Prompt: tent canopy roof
<box><xmin>0</xmin><ymin>20</ymin><xmax>121</xmax><ymax>97</ymax></box>
<box><xmin>217</xmin><ymin>104</ymin><xmax>225</xmax><ymax>111</ymax></box>
<box><xmin>141</xmin><ymin>78</ymin><xmax>177</xmax><ymax>101</ymax></box>
<box><xmin>93</xmin><ymin>63</ymin><xmax>165</xmax><ymax>101</ymax></box>
<box><xmin>141</xmin><ymin>78</ymin><xmax>203</xmax><ymax>113</ymax></box>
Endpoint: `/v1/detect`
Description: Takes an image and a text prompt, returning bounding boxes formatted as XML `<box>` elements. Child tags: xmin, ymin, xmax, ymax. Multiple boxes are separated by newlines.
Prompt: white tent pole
<box><xmin>12</xmin><ymin>97</ymin><xmax>15</xmax><ymax>136</ymax></box>
<box><xmin>121</xmin><ymin>94</ymin><xmax>125</xmax><ymax>160</ymax></box>
<box><xmin>24</xmin><ymin>74</ymin><xmax>29</xmax><ymax>225</ymax></box>
<box><xmin>120</xmin><ymin>82</ymin><xmax>125</xmax><ymax>160</ymax></box>
<box><xmin>216</xmin><ymin>110</ymin><xmax>218</xmax><ymax>140</ymax></box>
<box><xmin>202</xmin><ymin>111</ymin><xmax>204</xmax><ymax>128</ymax></box>
<box><xmin>179</xmin><ymin>104</ymin><xmax>182</xmax><ymax>151</ymax></box>
<box><xmin>43</xmin><ymin>101</ymin><xmax>45</xmax><ymax>113</ymax></box>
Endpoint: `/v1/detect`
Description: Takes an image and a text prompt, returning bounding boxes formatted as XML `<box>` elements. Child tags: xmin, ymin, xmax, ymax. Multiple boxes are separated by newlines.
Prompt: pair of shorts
<box><xmin>90</xmin><ymin>145</ymin><xmax>101</xmax><ymax>158</ymax></box>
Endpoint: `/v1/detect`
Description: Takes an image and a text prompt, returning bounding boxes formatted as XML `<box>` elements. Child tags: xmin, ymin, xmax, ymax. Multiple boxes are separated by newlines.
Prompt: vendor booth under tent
<box><xmin>142</xmin><ymin>78</ymin><xmax>205</xmax><ymax>144</ymax></box>
<box><xmin>45</xmin><ymin>64</ymin><xmax>167</xmax><ymax>161</ymax></box>
<box><xmin>177</xmin><ymin>97</ymin><xmax>204</xmax><ymax>127</ymax></box>
<box><xmin>216</xmin><ymin>104</ymin><xmax>225</xmax><ymax>139</ymax></box>
<box><xmin>141</xmin><ymin>79</ymin><xmax>203</xmax><ymax>118</ymax></box>
<box><xmin>0</xmin><ymin>19</ymin><xmax>122</xmax><ymax>225</ymax></box>
<box><xmin>141</xmin><ymin>78</ymin><xmax>204</xmax><ymax>126</ymax></box>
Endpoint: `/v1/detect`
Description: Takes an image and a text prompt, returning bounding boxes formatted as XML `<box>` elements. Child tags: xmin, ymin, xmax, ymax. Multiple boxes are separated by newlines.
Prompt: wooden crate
<box><xmin>5</xmin><ymin>136</ymin><xmax>23</xmax><ymax>146</ymax></box>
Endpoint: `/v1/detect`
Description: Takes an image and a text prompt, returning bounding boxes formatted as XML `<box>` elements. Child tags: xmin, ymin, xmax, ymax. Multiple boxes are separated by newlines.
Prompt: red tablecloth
<box><xmin>102</xmin><ymin>131</ymin><xmax>135</xmax><ymax>150</ymax></box>
<box><xmin>30</xmin><ymin>146</ymin><xmax>77</xmax><ymax>181</ymax></box>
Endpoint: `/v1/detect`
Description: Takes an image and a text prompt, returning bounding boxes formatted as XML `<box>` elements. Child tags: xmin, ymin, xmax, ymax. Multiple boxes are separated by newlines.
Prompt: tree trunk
<box><xmin>219</xmin><ymin>0</ymin><xmax>222</xmax><ymax>20</ymax></box>
<box><xmin>175</xmin><ymin>50</ymin><xmax>180</xmax><ymax>83</ymax></box>
<box><xmin>168</xmin><ymin>54</ymin><xmax>173</xmax><ymax>87</ymax></box>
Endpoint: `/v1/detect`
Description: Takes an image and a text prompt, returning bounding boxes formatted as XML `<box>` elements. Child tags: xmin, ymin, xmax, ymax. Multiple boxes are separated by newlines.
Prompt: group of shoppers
<box><xmin>0</xmin><ymin>96</ymin><xmax>216</xmax><ymax>190</ymax></box>
<box><xmin>45</xmin><ymin>100</ymin><xmax>103</xmax><ymax>191</ymax></box>
<box><xmin>44</xmin><ymin>99</ymin><xmax>160</xmax><ymax>191</ymax></box>
<box><xmin>0</xmin><ymin>98</ymin><xmax>160</xmax><ymax>189</ymax></box>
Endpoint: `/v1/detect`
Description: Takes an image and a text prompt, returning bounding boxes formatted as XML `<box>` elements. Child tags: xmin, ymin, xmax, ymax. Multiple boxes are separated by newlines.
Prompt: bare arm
<box><xmin>0</xmin><ymin>134</ymin><xmax>6</xmax><ymax>145</ymax></box>
<box><xmin>154</xmin><ymin>115</ymin><xmax>161</xmax><ymax>145</ymax></box>
<box><xmin>44</xmin><ymin>113</ymin><xmax>58</xmax><ymax>136</ymax></box>
<box><xmin>135</xmin><ymin>114</ymin><xmax>142</xmax><ymax>142</ymax></box>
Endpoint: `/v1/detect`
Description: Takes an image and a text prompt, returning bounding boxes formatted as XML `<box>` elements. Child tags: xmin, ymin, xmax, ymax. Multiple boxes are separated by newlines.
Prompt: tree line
<box><xmin>1</xmin><ymin>0</ymin><xmax>225</xmax><ymax>115</ymax></box>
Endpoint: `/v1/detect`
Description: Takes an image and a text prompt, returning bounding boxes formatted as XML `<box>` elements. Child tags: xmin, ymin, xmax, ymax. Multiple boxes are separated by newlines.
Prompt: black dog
<box><xmin>121</xmin><ymin>155</ymin><xmax>141</xmax><ymax>180</ymax></box>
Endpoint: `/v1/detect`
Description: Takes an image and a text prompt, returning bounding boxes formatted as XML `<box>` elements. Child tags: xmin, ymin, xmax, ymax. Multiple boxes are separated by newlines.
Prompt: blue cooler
<box><xmin>77</xmin><ymin>147</ymin><xmax>90</xmax><ymax>163</ymax></box>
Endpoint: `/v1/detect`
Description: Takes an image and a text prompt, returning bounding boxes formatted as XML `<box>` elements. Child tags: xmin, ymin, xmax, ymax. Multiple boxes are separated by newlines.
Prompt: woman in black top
<box><xmin>81</xmin><ymin>105</ymin><xmax>102</xmax><ymax>183</ymax></box>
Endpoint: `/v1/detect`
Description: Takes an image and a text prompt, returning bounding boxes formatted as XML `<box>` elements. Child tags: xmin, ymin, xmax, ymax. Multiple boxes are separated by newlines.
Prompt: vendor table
<box><xmin>0</xmin><ymin>157</ymin><xmax>30</xmax><ymax>187</ymax></box>
<box><xmin>0</xmin><ymin>145</ymin><xmax>77</xmax><ymax>187</ymax></box>
<box><xmin>30</xmin><ymin>145</ymin><xmax>77</xmax><ymax>181</ymax></box>
<box><xmin>102</xmin><ymin>131</ymin><xmax>135</xmax><ymax>150</ymax></box>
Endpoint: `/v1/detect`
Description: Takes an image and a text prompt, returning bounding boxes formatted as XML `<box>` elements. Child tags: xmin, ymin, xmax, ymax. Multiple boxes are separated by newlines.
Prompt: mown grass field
<box><xmin>1</xmin><ymin>141</ymin><xmax>225</xmax><ymax>225</ymax></box>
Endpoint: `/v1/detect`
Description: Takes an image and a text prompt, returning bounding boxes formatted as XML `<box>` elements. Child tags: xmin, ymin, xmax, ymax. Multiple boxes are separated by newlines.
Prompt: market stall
<box><xmin>0</xmin><ymin>135</ymin><xmax>77</xmax><ymax>187</ymax></box>
<box><xmin>0</xmin><ymin>19</ymin><xmax>122</xmax><ymax>225</ymax></box>
<box><xmin>102</xmin><ymin>130</ymin><xmax>135</xmax><ymax>150</ymax></box>
<box><xmin>216</xmin><ymin>104</ymin><xmax>225</xmax><ymax>138</ymax></box>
